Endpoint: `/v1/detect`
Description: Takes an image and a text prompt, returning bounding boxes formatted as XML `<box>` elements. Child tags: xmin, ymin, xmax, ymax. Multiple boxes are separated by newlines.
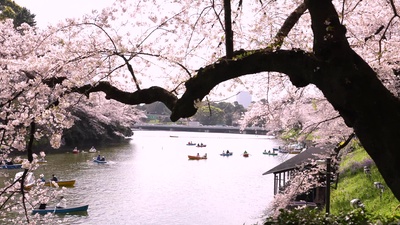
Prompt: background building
<box><xmin>236</xmin><ymin>91</ymin><xmax>252</xmax><ymax>108</ymax></box>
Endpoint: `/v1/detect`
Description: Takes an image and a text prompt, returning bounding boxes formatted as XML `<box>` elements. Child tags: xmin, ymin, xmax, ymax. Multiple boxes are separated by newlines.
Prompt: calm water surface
<box><xmin>4</xmin><ymin>131</ymin><xmax>290</xmax><ymax>225</ymax></box>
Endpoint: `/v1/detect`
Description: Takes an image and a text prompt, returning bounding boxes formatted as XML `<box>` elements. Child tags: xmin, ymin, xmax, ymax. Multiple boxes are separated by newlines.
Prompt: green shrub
<box><xmin>263</xmin><ymin>208</ymin><xmax>369</xmax><ymax>225</ymax></box>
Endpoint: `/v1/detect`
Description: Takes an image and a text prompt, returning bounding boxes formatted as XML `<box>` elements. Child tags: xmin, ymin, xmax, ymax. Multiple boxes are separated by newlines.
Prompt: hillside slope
<box><xmin>330</xmin><ymin>145</ymin><xmax>400</xmax><ymax>219</ymax></box>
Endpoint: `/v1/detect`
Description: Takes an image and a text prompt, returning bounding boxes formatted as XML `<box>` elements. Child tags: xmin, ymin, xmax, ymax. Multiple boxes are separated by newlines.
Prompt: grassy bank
<box><xmin>330</xmin><ymin>145</ymin><xmax>400</xmax><ymax>220</ymax></box>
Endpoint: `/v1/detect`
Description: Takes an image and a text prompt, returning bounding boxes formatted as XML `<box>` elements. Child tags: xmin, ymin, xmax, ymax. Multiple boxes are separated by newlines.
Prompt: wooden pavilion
<box><xmin>263</xmin><ymin>146</ymin><xmax>334</xmax><ymax>207</ymax></box>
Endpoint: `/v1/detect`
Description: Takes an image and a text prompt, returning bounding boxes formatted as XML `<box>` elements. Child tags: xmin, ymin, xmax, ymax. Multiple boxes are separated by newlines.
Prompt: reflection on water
<box><xmin>2</xmin><ymin>131</ymin><xmax>289</xmax><ymax>225</ymax></box>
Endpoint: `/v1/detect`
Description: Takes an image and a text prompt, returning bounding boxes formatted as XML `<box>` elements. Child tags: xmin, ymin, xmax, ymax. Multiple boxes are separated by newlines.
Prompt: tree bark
<box><xmin>306</xmin><ymin>0</ymin><xmax>400</xmax><ymax>201</ymax></box>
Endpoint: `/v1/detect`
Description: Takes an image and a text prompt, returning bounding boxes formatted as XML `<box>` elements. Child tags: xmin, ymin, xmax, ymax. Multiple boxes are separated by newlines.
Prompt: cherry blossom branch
<box><xmin>272</xmin><ymin>2</ymin><xmax>308</xmax><ymax>50</ymax></box>
<box><xmin>186</xmin><ymin>4</ymin><xmax>215</xmax><ymax>58</ymax></box>
<box><xmin>299</xmin><ymin>115</ymin><xmax>341</xmax><ymax>140</ymax></box>
<box><xmin>72</xmin><ymin>82</ymin><xmax>178</xmax><ymax>111</ymax></box>
<box><xmin>170</xmin><ymin>49</ymin><xmax>318</xmax><ymax>121</ymax></box>
<box><xmin>211</xmin><ymin>0</ymin><xmax>224</xmax><ymax>32</ymax></box>
<box><xmin>333</xmin><ymin>132</ymin><xmax>355</xmax><ymax>156</ymax></box>
<box><xmin>34</xmin><ymin>49</ymin><xmax>317</xmax><ymax>124</ymax></box>
<box><xmin>376</xmin><ymin>0</ymin><xmax>399</xmax><ymax>62</ymax></box>
<box><xmin>118</xmin><ymin>54</ymin><xmax>141</xmax><ymax>90</ymax></box>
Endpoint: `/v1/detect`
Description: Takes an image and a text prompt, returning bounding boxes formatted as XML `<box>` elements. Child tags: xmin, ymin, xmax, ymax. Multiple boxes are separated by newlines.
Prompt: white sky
<box><xmin>15</xmin><ymin>0</ymin><xmax>115</xmax><ymax>28</ymax></box>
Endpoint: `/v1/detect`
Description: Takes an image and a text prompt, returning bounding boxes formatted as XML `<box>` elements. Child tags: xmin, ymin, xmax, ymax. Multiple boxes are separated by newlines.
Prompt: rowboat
<box><xmin>44</xmin><ymin>180</ymin><xmax>76</xmax><ymax>187</ymax></box>
<box><xmin>37</xmin><ymin>159</ymin><xmax>47</xmax><ymax>164</ymax></box>
<box><xmin>289</xmin><ymin>149</ymin><xmax>302</xmax><ymax>154</ymax></box>
<box><xmin>186</xmin><ymin>142</ymin><xmax>196</xmax><ymax>146</ymax></box>
<box><xmin>72</xmin><ymin>147</ymin><xmax>79</xmax><ymax>154</ymax></box>
<box><xmin>278</xmin><ymin>148</ymin><xmax>289</xmax><ymax>153</ymax></box>
<box><xmin>220</xmin><ymin>152</ymin><xmax>233</xmax><ymax>156</ymax></box>
<box><xmin>285</xmin><ymin>142</ymin><xmax>307</xmax><ymax>154</ymax></box>
<box><xmin>263</xmin><ymin>151</ymin><xmax>278</xmax><ymax>156</ymax></box>
<box><xmin>93</xmin><ymin>158</ymin><xmax>107</xmax><ymax>163</ymax></box>
<box><xmin>1</xmin><ymin>164</ymin><xmax>22</xmax><ymax>169</ymax></box>
<box><xmin>243</xmin><ymin>153</ymin><xmax>249</xmax><ymax>157</ymax></box>
<box><xmin>188</xmin><ymin>155</ymin><xmax>207</xmax><ymax>160</ymax></box>
<box><xmin>32</xmin><ymin>204</ymin><xmax>89</xmax><ymax>214</ymax></box>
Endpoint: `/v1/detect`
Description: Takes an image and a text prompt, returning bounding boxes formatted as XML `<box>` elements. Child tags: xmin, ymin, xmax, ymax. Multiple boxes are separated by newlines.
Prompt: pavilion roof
<box><xmin>262</xmin><ymin>145</ymin><xmax>333</xmax><ymax>175</ymax></box>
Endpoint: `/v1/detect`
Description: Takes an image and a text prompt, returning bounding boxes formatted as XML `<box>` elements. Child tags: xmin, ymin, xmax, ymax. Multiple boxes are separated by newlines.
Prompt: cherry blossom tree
<box><xmin>2</xmin><ymin>0</ymin><xmax>400</xmax><ymax>222</ymax></box>
<box><xmin>240</xmin><ymin>85</ymin><xmax>354</xmax><ymax>145</ymax></box>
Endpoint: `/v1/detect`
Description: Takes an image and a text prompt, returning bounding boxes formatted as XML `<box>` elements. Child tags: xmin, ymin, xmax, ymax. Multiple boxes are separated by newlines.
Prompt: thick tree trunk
<box><xmin>313</xmin><ymin>50</ymin><xmax>400</xmax><ymax>201</ymax></box>
<box><xmin>306</xmin><ymin>0</ymin><xmax>400</xmax><ymax>200</ymax></box>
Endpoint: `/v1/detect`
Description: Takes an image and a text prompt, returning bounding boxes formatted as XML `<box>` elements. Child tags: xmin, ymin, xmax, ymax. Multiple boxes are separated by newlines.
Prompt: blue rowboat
<box><xmin>1</xmin><ymin>164</ymin><xmax>22</xmax><ymax>169</ymax></box>
<box><xmin>220</xmin><ymin>152</ymin><xmax>233</xmax><ymax>156</ymax></box>
<box><xmin>93</xmin><ymin>158</ymin><xmax>107</xmax><ymax>163</ymax></box>
<box><xmin>32</xmin><ymin>205</ymin><xmax>89</xmax><ymax>214</ymax></box>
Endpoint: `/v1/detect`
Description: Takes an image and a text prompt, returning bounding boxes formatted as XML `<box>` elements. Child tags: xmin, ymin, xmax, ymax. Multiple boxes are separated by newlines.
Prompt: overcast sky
<box><xmin>16</xmin><ymin>0</ymin><xmax>115</xmax><ymax>28</ymax></box>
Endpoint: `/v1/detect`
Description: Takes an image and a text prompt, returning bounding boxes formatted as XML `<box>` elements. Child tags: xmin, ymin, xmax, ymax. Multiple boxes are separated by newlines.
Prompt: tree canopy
<box><xmin>3</xmin><ymin>0</ymin><xmax>400</xmax><ymax>222</ymax></box>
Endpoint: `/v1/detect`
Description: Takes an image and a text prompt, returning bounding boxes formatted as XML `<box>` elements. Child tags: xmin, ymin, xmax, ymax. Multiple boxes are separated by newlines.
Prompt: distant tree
<box><xmin>0</xmin><ymin>0</ymin><xmax>36</xmax><ymax>27</ymax></box>
<box><xmin>13</xmin><ymin>7</ymin><xmax>36</xmax><ymax>27</ymax></box>
<box><xmin>194</xmin><ymin>105</ymin><xmax>225</xmax><ymax>125</ymax></box>
<box><xmin>216</xmin><ymin>102</ymin><xmax>235</xmax><ymax>125</ymax></box>
<box><xmin>233</xmin><ymin>101</ymin><xmax>246</xmax><ymax>114</ymax></box>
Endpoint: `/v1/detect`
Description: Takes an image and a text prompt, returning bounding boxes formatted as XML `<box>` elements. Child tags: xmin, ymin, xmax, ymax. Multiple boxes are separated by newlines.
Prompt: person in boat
<box><xmin>39</xmin><ymin>174</ymin><xmax>45</xmax><ymax>182</ymax></box>
<box><xmin>96</xmin><ymin>154</ymin><xmax>101</xmax><ymax>160</ymax></box>
<box><xmin>203</xmin><ymin>153</ymin><xmax>207</xmax><ymax>158</ymax></box>
<box><xmin>38</xmin><ymin>203</ymin><xmax>47</xmax><ymax>209</ymax></box>
<box><xmin>226</xmin><ymin>150</ymin><xmax>230</xmax><ymax>154</ymax></box>
<box><xmin>51</xmin><ymin>174</ymin><xmax>58</xmax><ymax>182</ymax></box>
<box><xmin>100</xmin><ymin>156</ymin><xmax>106</xmax><ymax>161</ymax></box>
<box><xmin>197</xmin><ymin>153</ymin><xmax>200</xmax><ymax>157</ymax></box>
<box><xmin>5</xmin><ymin>159</ymin><xmax>13</xmax><ymax>165</ymax></box>
<box><xmin>263</xmin><ymin>150</ymin><xmax>267</xmax><ymax>154</ymax></box>
<box><xmin>38</xmin><ymin>157</ymin><xmax>46</xmax><ymax>162</ymax></box>
<box><xmin>222</xmin><ymin>150</ymin><xmax>225</xmax><ymax>154</ymax></box>
<box><xmin>56</xmin><ymin>196</ymin><xmax>67</xmax><ymax>208</ymax></box>
<box><xmin>244</xmin><ymin>150</ymin><xmax>248</xmax><ymax>154</ymax></box>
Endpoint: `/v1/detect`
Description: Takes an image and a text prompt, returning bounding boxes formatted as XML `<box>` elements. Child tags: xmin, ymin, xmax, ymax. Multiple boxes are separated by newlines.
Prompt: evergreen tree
<box><xmin>0</xmin><ymin>0</ymin><xmax>36</xmax><ymax>27</ymax></box>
